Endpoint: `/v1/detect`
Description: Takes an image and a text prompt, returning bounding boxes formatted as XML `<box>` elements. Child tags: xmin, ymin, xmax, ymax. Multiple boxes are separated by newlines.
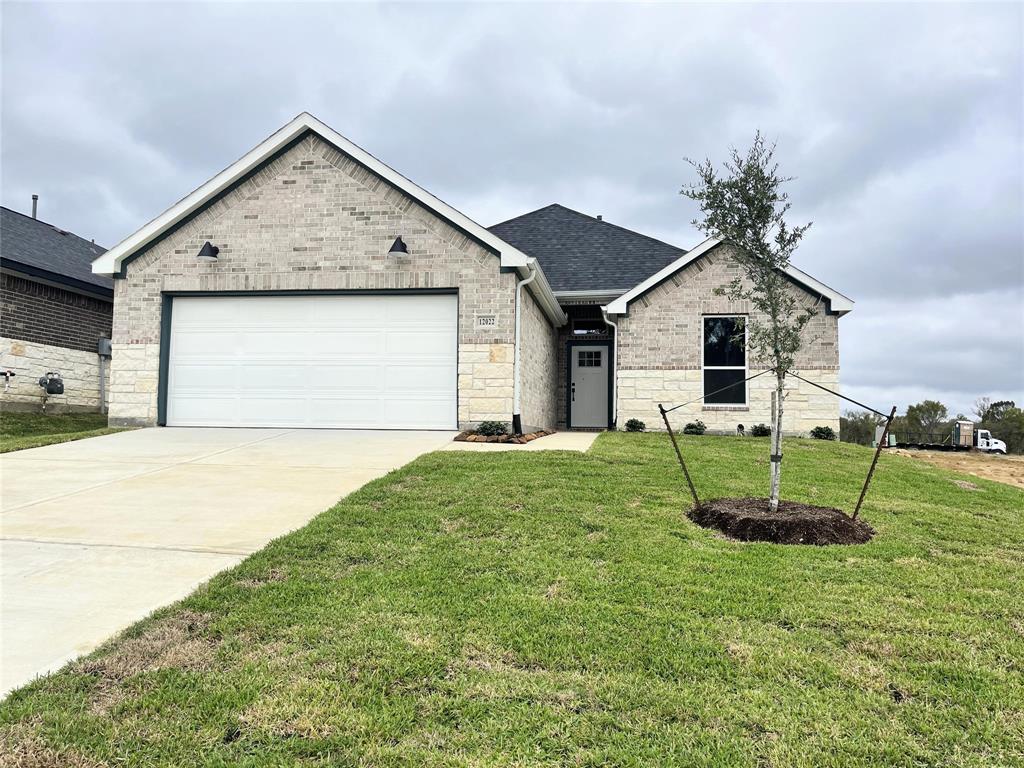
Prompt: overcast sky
<box><xmin>2</xmin><ymin>2</ymin><xmax>1021</xmax><ymax>418</ymax></box>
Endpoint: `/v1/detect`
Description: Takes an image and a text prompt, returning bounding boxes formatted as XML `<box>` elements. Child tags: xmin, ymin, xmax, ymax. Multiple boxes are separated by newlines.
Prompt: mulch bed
<box><xmin>688</xmin><ymin>497</ymin><xmax>874</xmax><ymax>545</ymax></box>
<box><xmin>453</xmin><ymin>429</ymin><xmax>555</xmax><ymax>445</ymax></box>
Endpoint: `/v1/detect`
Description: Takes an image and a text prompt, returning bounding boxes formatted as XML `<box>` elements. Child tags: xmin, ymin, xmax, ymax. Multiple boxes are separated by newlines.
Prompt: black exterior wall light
<box><xmin>197</xmin><ymin>241</ymin><xmax>220</xmax><ymax>263</ymax></box>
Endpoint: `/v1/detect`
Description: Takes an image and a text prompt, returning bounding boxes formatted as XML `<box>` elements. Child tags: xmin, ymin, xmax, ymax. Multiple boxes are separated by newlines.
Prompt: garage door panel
<box><xmin>385</xmin><ymin>364</ymin><xmax>454</xmax><ymax>392</ymax></box>
<box><xmin>172</xmin><ymin>331</ymin><xmax>241</xmax><ymax>358</ymax></box>
<box><xmin>315</xmin><ymin>331</ymin><xmax>385</xmax><ymax>355</ymax></box>
<box><xmin>169</xmin><ymin>396</ymin><xmax>240</xmax><ymax>424</ymax></box>
<box><xmin>167</xmin><ymin>294</ymin><xmax>458</xmax><ymax>429</ymax></box>
<box><xmin>385</xmin><ymin>330</ymin><xmax>456</xmax><ymax>356</ymax></box>
<box><xmin>170</xmin><ymin>363</ymin><xmax>238</xmax><ymax>390</ymax></box>
<box><xmin>313</xmin><ymin>298</ymin><xmax>384</xmax><ymax>324</ymax></box>
<box><xmin>236</xmin><ymin>364</ymin><xmax>311</xmax><ymax>390</ymax></box>
<box><xmin>384</xmin><ymin>398</ymin><xmax>457</xmax><ymax>429</ymax></box>
<box><xmin>236</xmin><ymin>397</ymin><xmax>309</xmax><ymax>425</ymax></box>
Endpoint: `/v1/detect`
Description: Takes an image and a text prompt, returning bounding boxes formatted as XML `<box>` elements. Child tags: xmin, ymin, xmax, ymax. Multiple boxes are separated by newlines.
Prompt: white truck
<box><xmin>887</xmin><ymin>419</ymin><xmax>1007</xmax><ymax>454</ymax></box>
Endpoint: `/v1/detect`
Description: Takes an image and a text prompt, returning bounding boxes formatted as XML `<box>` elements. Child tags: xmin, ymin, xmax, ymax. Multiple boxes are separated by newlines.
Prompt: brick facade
<box><xmin>519</xmin><ymin>286</ymin><xmax>557</xmax><ymax>430</ymax></box>
<box><xmin>109</xmin><ymin>134</ymin><xmax>557</xmax><ymax>428</ymax></box>
<box><xmin>613</xmin><ymin>244</ymin><xmax>841</xmax><ymax>435</ymax></box>
<box><xmin>1</xmin><ymin>273</ymin><xmax>112</xmax><ymax>353</ymax></box>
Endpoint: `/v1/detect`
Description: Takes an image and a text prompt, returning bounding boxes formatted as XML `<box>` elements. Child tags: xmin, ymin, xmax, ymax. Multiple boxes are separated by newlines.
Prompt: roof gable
<box><xmin>92</xmin><ymin>112</ymin><xmax>534</xmax><ymax>277</ymax></box>
<box><xmin>0</xmin><ymin>207</ymin><xmax>111</xmax><ymax>296</ymax></box>
<box><xmin>90</xmin><ymin>113</ymin><xmax>567</xmax><ymax>325</ymax></box>
<box><xmin>605</xmin><ymin>237</ymin><xmax>854</xmax><ymax>315</ymax></box>
<box><xmin>488</xmin><ymin>204</ymin><xmax>685</xmax><ymax>293</ymax></box>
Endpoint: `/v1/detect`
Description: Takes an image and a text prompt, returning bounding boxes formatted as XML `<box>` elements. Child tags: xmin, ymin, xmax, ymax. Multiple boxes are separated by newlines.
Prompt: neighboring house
<box><xmin>1</xmin><ymin>205</ymin><xmax>112</xmax><ymax>412</ymax></box>
<box><xmin>91</xmin><ymin>113</ymin><xmax>852</xmax><ymax>433</ymax></box>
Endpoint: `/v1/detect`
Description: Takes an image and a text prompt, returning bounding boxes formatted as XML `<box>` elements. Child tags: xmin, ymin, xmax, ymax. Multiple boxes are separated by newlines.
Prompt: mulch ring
<box><xmin>453</xmin><ymin>429</ymin><xmax>555</xmax><ymax>445</ymax></box>
<box><xmin>688</xmin><ymin>497</ymin><xmax>874</xmax><ymax>545</ymax></box>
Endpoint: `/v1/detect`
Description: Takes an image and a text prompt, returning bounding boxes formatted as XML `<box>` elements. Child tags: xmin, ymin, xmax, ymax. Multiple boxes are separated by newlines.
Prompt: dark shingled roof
<box><xmin>488</xmin><ymin>204</ymin><xmax>686</xmax><ymax>293</ymax></box>
<box><xmin>0</xmin><ymin>206</ymin><xmax>111</xmax><ymax>295</ymax></box>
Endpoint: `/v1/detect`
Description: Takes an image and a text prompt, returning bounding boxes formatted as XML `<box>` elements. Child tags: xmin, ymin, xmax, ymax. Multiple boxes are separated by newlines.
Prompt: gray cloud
<box><xmin>2</xmin><ymin>1</ymin><xmax>1021</xmax><ymax>418</ymax></box>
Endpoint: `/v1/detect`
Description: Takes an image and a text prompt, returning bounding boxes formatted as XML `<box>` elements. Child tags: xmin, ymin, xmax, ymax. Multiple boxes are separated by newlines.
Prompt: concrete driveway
<box><xmin>0</xmin><ymin>427</ymin><xmax>454</xmax><ymax>696</ymax></box>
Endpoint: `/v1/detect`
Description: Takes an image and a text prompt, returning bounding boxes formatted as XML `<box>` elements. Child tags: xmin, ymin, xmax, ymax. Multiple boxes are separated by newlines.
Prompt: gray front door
<box><xmin>570</xmin><ymin>345</ymin><xmax>608</xmax><ymax>428</ymax></box>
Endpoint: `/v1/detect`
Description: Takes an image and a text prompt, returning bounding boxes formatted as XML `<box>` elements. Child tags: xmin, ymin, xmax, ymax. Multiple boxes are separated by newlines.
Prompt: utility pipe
<box><xmin>601</xmin><ymin>307</ymin><xmax>618</xmax><ymax>429</ymax></box>
<box><xmin>512</xmin><ymin>261</ymin><xmax>538</xmax><ymax>435</ymax></box>
<box><xmin>99</xmin><ymin>355</ymin><xmax>106</xmax><ymax>414</ymax></box>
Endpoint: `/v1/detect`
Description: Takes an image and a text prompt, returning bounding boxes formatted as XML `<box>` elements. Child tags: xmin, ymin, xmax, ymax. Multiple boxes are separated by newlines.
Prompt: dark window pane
<box><xmin>704</xmin><ymin>368</ymin><xmax>746</xmax><ymax>404</ymax></box>
<box><xmin>704</xmin><ymin>317</ymin><xmax>745</xmax><ymax>367</ymax></box>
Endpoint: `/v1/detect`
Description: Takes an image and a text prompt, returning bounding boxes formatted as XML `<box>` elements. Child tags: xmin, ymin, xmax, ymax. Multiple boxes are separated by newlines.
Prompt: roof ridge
<box><xmin>491</xmin><ymin>202</ymin><xmax>688</xmax><ymax>257</ymax></box>
<box><xmin>488</xmin><ymin>203</ymin><xmax>563</xmax><ymax>229</ymax></box>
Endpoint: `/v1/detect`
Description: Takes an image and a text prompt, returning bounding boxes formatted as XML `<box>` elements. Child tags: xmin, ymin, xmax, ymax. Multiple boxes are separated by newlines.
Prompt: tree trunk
<box><xmin>769</xmin><ymin>373</ymin><xmax>785</xmax><ymax>512</ymax></box>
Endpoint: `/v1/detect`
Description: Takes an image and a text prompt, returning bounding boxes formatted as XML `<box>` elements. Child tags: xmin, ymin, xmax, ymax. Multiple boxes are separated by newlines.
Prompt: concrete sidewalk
<box><xmin>0</xmin><ymin>427</ymin><xmax>455</xmax><ymax>696</ymax></box>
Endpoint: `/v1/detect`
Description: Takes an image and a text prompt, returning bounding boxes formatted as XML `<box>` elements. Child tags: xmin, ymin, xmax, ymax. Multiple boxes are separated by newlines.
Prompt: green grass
<box><xmin>0</xmin><ymin>411</ymin><xmax>123</xmax><ymax>453</ymax></box>
<box><xmin>2</xmin><ymin>434</ymin><xmax>1022</xmax><ymax>766</ymax></box>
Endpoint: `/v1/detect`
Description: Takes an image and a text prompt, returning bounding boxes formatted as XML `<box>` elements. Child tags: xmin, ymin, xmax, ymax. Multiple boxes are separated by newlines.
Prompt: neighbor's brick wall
<box><xmin>615</xmin><ymin>244</ymin><xmax>841</xmax><ymax>435</ymax></box>
<box><xmin>0</xmin><ymin>337</ymin><xmax>109</xmax><ymax>412</ymax></box>
<box><xmin>1</xmin><ymin>273</ymin><xmax>112</xmax><ymax>352</ymax></box>
<box><xmin>109</xmin><ymin>134</ymin><xmax>520</xmax><ymax>427</ymax></box>
<box><xmin>518</xmin><ymin>286</ymin><xmax>557</xmax><ymax>431</ymax></box>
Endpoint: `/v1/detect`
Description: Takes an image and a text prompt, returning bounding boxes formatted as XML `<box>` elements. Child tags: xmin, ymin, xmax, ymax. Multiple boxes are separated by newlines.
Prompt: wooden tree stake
<box><xmin>660</xmin><ymin>404</ymin><xmax>700</xmax><ymax>508</ymax></box>
<box><xmin>853</xmin><ymin>405</ymin><xmax>897</xmax><ymax>520</ymax></box>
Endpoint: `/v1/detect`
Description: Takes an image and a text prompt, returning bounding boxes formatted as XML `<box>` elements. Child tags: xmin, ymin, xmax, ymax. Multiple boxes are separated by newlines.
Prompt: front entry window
<box><xmin>703</xmin><ymin>316</ymin><xmax>746</xmax><ymax>404</ymax></box>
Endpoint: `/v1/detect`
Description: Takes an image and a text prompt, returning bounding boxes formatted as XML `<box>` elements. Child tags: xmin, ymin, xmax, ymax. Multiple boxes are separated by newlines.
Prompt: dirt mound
<box><xmin>688</xmin><ymin>497</ymin><xmax>874</xmax><ymax>545</ymax></box>
<box><xmin>891</xmin><ymin>448</ymin><xmax>1024</xmax><ymax>490</ymax></box>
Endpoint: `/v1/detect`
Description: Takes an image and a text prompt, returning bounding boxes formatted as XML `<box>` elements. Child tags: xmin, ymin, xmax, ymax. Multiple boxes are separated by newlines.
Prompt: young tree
<box><xmin>683</xmin><ymin>133</ymin><xmax>814</xmax><ymax>512</ymax></box>
<box><xmin>973</xmin><ymin>397</ymin><xmax>992</xmax><ymax>423</ymax></box>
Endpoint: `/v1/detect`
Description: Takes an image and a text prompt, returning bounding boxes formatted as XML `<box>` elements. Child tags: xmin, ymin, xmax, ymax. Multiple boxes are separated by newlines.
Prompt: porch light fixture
<box><xmin>388</xmin><ymin>236</ymin><xmax>409</xmax><ymax>256</ymax></box>
<box><xmin>196</xmin><ymin>241</ymin><xmax>219</xmax><ymax>263</ymax></box>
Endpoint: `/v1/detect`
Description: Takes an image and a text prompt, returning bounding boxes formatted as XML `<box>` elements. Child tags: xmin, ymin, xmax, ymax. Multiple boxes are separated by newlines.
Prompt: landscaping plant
<box><xmin>810</xmin><ymin>425</ymin><xmax>837</xmax><ymax>441</ymax></box>
<box><xmin>474</xmin><ymin>420</ymin><xmax>509</xmax><ymax>437</ymax></box>
<box><xmin>684</xmin><ymin>133</ymin><xmax>816</xmax><ymax>512</ymax></box>
<box><xmin>624</xmin><ymin>418</ymin><xmax>646</xmax><ymax>433</ymax></box>
<box><xmin>682</xmin><ymin>420</ymin><xmax>706</xmax><ymax>435</ymax></box>
<box><xmin>750</xmin><ymin>423</ymin><xmax>771</xmax><ymax>437</ymax></box>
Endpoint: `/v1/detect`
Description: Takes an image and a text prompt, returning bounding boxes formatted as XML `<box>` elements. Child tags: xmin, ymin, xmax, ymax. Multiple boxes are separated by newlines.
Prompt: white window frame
<box><xmin>701</xmin><ymin>314</ymin><xmax>748</xmax><ymax>406</ymax></box>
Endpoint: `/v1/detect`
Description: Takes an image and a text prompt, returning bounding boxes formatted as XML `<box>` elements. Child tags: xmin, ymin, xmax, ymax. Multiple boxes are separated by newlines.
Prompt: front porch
<box><xmin>556</xmin><ymin>303</ymin><xmax>615</xmax><ymax>430</ymax></box>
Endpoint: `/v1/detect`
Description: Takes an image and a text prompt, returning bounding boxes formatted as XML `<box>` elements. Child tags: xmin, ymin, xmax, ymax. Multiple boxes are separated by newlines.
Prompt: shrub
<box><xmin>751</xmin><ymin>423</ymin><xmax>771</xmax><ymax>437</ymax></box>
<box><xmin>475</xmin><ymin>420</ymin><xmax>509</xmax><ymax>436</ymax></box>
<box><xmin>809</xmin><ymin>425</ymin><xmax>837</xmax><ymax>441</ymax></box>
<box><xmin>682</xmin><ymin>420</ymin><xmax>707</xmax><ymax>435</ymax></box>
<box><xmin>624</xmin><ymin>418</ymin><xmax>646</xmax><ymax>433</ymax></box>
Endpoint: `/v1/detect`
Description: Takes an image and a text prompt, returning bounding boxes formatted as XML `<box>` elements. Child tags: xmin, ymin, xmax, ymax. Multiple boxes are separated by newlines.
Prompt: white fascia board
<box><xmin>553</xmin><ymin>289</ymin><xmax>631</xmax><ymax>303</ymax></box>
<box><xmin>785</xmin><ymin>264</ymin><xmax>855</xmax><ymax>314</ymax></box>
<box><xmin>604</xmin><ymin>236</ymin><xmax>854</xmax><ymax>316</ymax></box>
<box><xmin>92</xmin><ymin>112</ymin><xmax>531</xmax><ymax>275</ymax></box>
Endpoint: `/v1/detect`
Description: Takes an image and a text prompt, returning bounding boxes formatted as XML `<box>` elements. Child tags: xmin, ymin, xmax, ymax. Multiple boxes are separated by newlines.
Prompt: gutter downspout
<box><xmin>601</xmin><ymin>307</ymin><xmax>618</xmax><ymax>430</ymax></box>
<box><xmin>512</xmin><ymin>261</ymin><xmax>538</xmax><ymax>435</ymax></box>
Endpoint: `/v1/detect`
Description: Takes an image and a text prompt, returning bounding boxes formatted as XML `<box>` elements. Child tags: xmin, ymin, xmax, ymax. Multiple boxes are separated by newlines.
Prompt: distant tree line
<box><xmin>839</xmin><ymin>397</ymin><xmax>1024</xmax><ymax>454</ymax></box>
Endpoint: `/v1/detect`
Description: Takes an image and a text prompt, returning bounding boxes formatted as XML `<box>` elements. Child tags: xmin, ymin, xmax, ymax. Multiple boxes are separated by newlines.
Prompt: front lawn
<box><xmin>0</xmin><ymin>411</ymin><xmax>122</xmax><ymax>453</ymax></box>
<box><xmin>2</xmin><ymin>434</ymin><xmax>1022</xmax><ymax>766</ymax></box>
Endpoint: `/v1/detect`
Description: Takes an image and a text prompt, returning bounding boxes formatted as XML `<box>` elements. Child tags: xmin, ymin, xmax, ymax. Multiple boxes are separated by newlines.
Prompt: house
<box><xmin>91</xmin><ymin>113</ymin><xmax>852</xmax><ymax>433</ymax></box>
<box><xmin>1</xmin><ymin>204</ymin><xmax>112</xmax><ymax>412</ymax></box>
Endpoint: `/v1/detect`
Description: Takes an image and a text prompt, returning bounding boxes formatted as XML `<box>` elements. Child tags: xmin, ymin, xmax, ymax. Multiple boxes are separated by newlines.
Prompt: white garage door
<box><xmin>166</xmin><ymin>294</ymin><xmax>457</xmax><ymax>429</ymax></box>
